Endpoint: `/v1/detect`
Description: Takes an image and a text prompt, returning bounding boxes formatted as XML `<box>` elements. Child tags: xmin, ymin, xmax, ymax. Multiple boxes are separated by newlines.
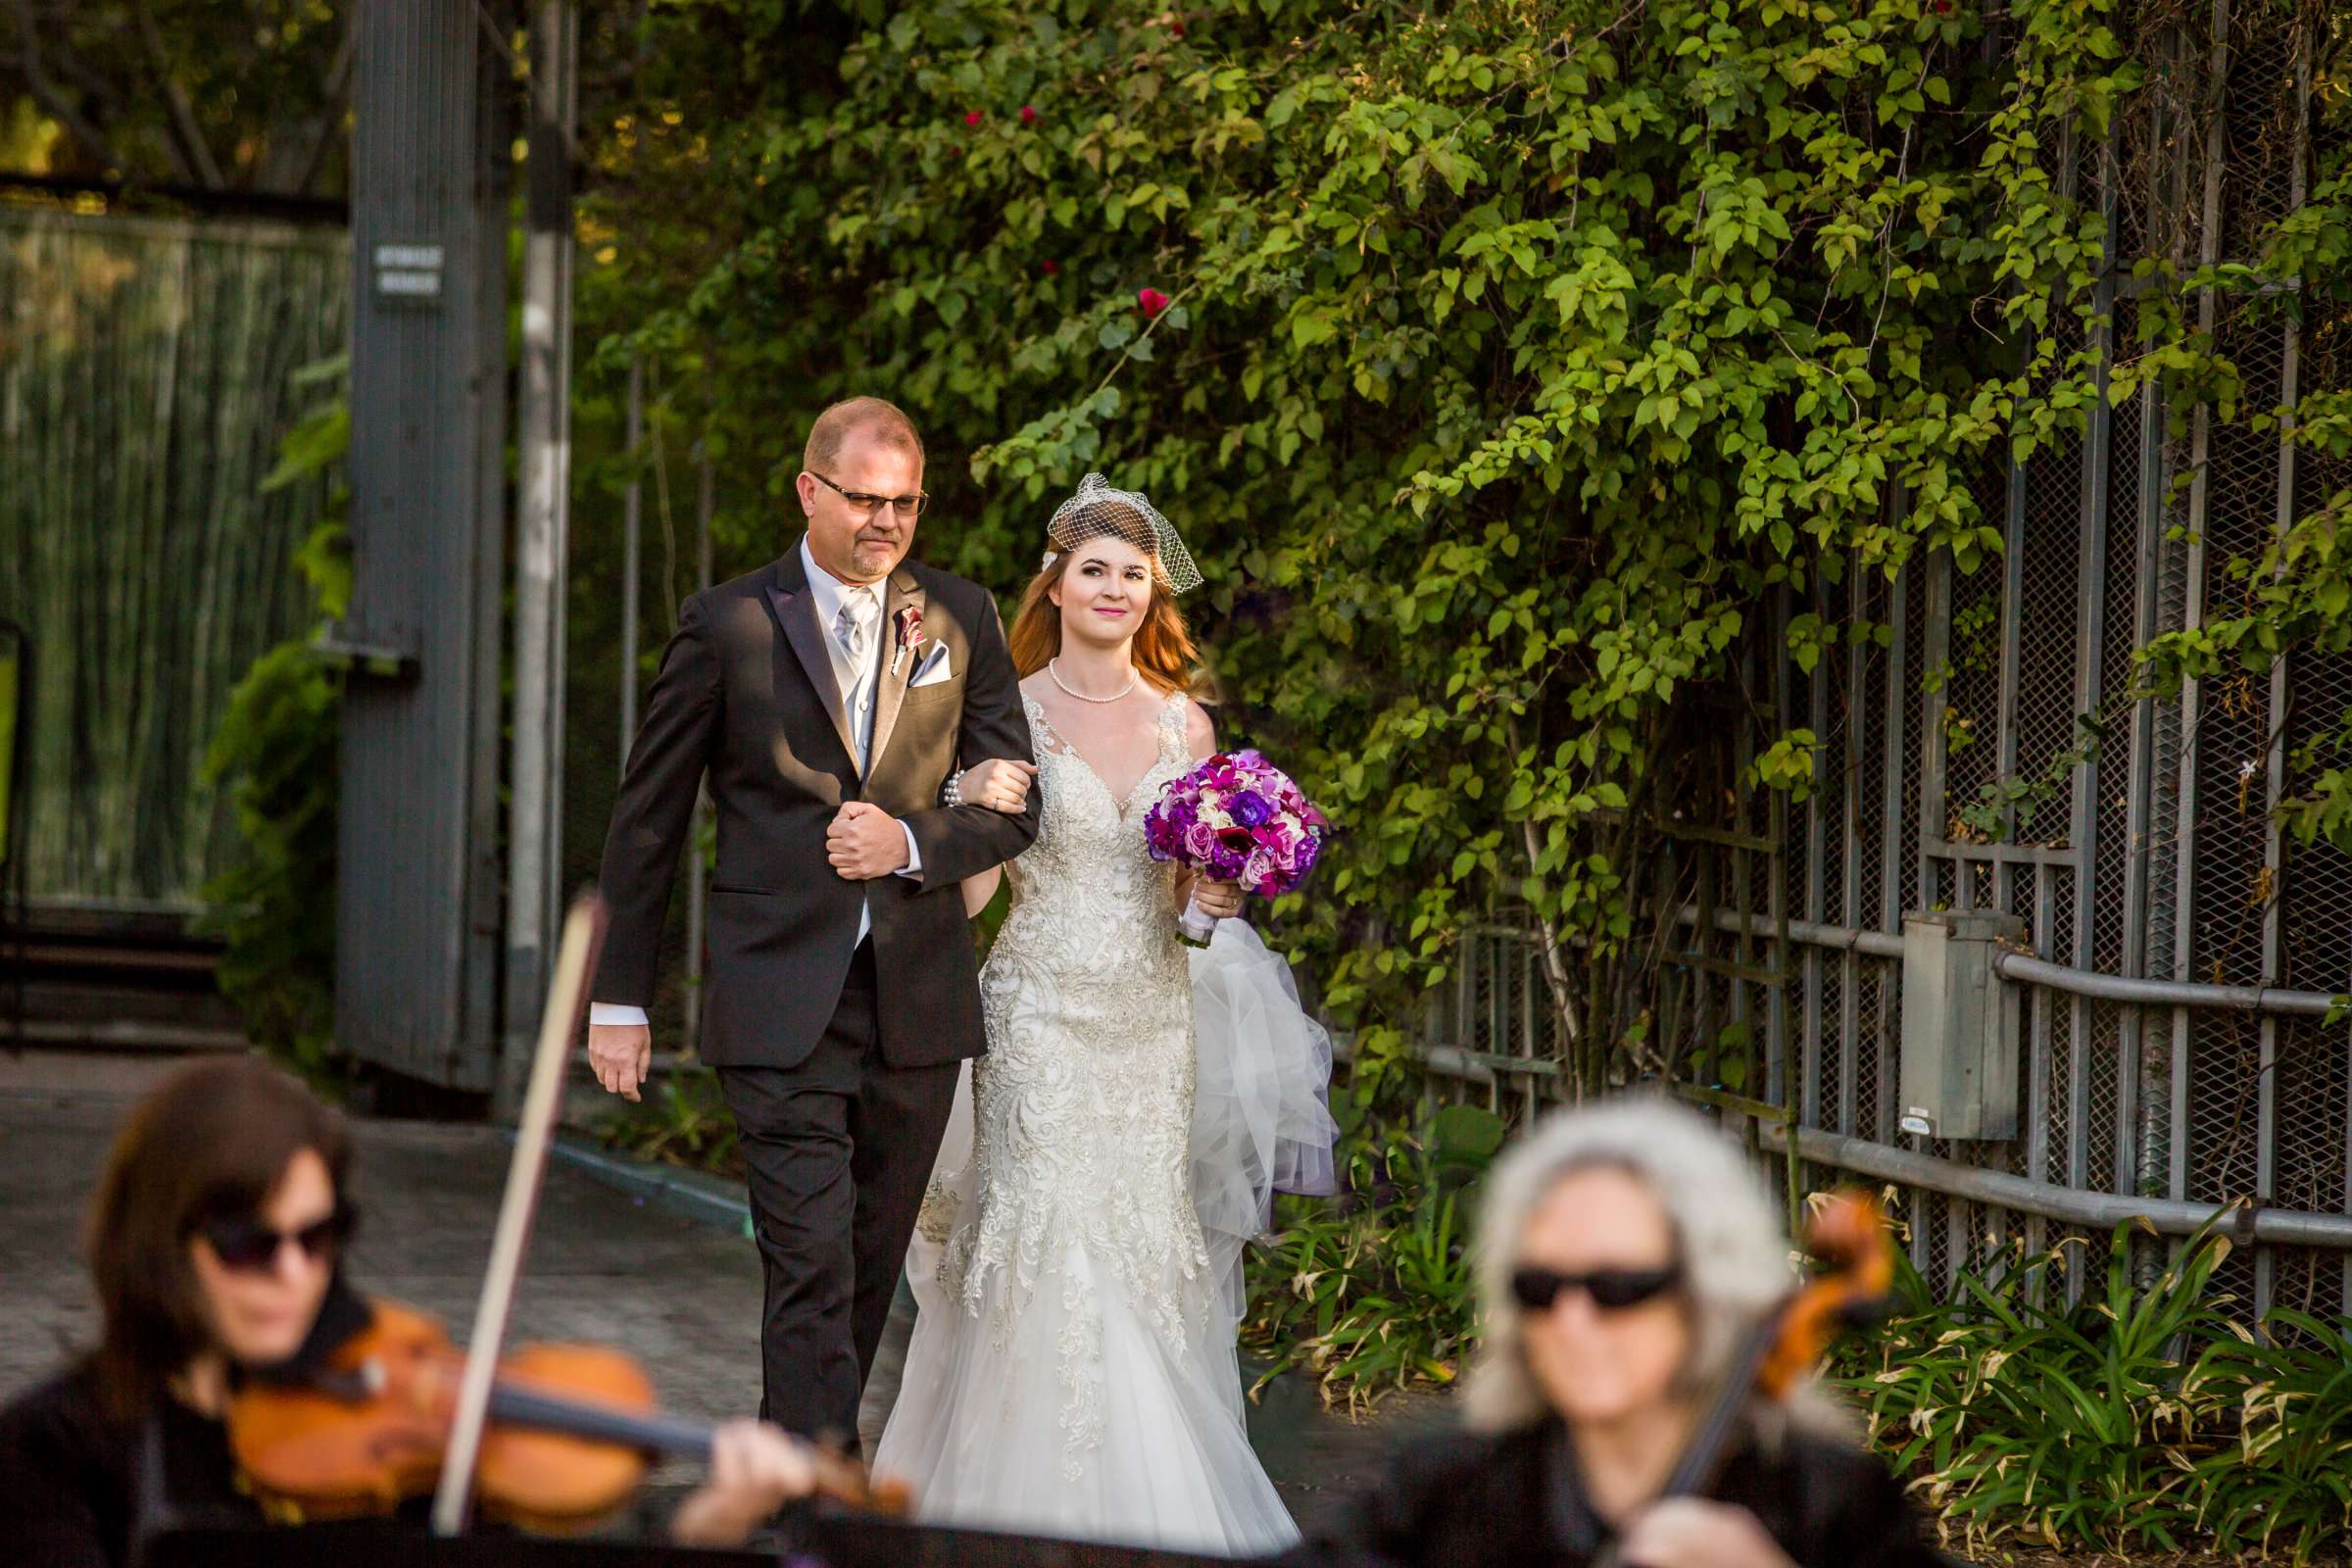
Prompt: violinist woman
<box><xmin>1286</xmin><ymin>1098</ymin><xmax>1941</xmax><ymax>1568</ymax></box>
<box><xmin>0</xmin><ymin>1055</ymin><xmax>817</xmax><ymax>1566</ymax></box>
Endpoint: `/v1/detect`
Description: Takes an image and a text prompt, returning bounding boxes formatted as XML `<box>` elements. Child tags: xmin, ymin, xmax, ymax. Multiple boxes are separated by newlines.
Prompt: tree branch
<box><xmin>134</xmin><ymin>0</ymin><xmax>226</xmax><ymax>188</ymax></box>
<box><xmin>11</xmin><ymin>0</ymin><xmax>119</xmax><ymax>172</ymax></box>
<box><xmin>266</xmin><ymin>20</ymin><xmax>355</xmax><ymax>196</ymax></box>
<box><xmin>1503</xmin><ymin>714</ymin><xmax>1588</xmax><ymax>1092</ymax></box>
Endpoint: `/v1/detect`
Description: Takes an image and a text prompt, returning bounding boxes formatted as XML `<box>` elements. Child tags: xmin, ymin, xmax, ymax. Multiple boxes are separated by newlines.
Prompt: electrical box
<box><xmin>1897</xmin><ymin>910</ymin><xmax>2026</xmax><ymax>1142</ymax></box>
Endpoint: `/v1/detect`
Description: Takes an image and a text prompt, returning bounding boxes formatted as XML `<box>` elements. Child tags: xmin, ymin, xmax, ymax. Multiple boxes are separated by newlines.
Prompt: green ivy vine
<box><xmin>577</xmin><ymin>0</ymin><xmax>2346</xmax><ymax>1104</ymax></box>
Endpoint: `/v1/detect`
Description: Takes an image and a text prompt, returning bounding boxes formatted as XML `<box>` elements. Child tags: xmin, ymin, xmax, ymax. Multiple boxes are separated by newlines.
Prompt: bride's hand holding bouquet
<box><xmin>1145</xmin><ymin>750</ymin><xmax>1328</xmax><ymax>942</ymax></box>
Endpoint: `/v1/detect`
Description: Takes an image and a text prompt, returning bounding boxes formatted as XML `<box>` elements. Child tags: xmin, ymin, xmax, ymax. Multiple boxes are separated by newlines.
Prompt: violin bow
<box><xmin>429</xmin><ymin>892</ymin><xmax>610</xmax><ymax>1536</ymax></box>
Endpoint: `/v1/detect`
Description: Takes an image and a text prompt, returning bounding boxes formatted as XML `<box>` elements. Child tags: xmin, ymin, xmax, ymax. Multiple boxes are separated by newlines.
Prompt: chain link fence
<box><xmin>1383</xmin><ymin>0</ymin><xmax>2352</xmax><ymax>1326</ymax></box>
<box><xmin>553</xmin><ymin>0</ymin><xmax>2347</xmax><ymax>1325</ymax></box>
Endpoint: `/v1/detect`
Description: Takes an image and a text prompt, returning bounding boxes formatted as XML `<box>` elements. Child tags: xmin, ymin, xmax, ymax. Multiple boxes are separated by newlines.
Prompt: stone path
<box><xmin>0</xmin><ymin>1052</ymin><xmax>1447</xmax><ymax>1543</ymax></box>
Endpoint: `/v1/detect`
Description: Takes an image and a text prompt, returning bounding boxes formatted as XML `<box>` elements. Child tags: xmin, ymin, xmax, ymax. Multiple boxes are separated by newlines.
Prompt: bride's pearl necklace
<box><xmin>1049</xmin><ymin>659</ymin><xmax>1138</xmax><ymax>704</ymax></box>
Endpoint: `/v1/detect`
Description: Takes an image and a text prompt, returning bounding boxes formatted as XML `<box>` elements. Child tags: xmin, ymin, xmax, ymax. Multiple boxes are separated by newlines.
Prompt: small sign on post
<box><xmin>372</xmin><ymin>243</ymin><xmax>444</xmax><ymax>304</ymax></box>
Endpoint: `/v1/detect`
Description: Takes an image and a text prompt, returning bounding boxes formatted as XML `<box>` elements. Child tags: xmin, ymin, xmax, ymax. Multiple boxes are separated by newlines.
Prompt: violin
<box><xmin>221</xmin><ymin>895</ymin><xmax>906</xmax><ymax>1539</ymax></box>
<box><xmin>1591</xmin><ymin>1188</ymin><xmax>1895</xmax><ymax>1568</ymax></box>
<box><xmin>225</xmin><ymin>1296</ymin><xmax>909</xmax><ymax>1533</ymax></box>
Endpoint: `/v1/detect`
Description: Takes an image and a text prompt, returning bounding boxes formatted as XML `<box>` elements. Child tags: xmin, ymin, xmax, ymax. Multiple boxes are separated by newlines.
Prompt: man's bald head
<box><xmin>804</xmin><ymin>397</ymin><xmax>925</xmax><ymax>476</ymax></box>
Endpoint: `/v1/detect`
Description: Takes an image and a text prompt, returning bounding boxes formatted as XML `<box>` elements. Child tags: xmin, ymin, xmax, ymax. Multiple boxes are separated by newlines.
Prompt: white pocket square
<box><xmin>910</xmin><ymin>645</ymin><xmax>955</xmax><ymax>687</ymax></box>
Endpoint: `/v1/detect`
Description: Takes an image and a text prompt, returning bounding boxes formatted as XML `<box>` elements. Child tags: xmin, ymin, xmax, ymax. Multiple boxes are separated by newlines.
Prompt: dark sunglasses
<box><xmin>1510</xmin><ymin>1263</ymin><xmax>1681</xmax><ymax>1312</ymax></box>
<box><xmin>808</xmin><ymin>470</ymin><xmax>928</xmax><ymax>518</ymax></box>
<box><xmin>197</xmin><ymin>1205</ymin><xmax>357</xmax><ymax>1273</ymax></box>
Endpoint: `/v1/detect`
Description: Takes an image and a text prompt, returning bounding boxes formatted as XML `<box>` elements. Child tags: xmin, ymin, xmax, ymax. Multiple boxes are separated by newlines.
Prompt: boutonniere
<box><xmin>892</xmin><ymin>606</ymin><xmax>926</xmax><ymax>676</ymax></box>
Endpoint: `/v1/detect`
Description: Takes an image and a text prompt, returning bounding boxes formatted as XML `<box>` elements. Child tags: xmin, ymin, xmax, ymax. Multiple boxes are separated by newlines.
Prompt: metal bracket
<box><xmin>311</xmin><ymin>631</ymin><xmax>419</xmax><ymax>680</ymax></box>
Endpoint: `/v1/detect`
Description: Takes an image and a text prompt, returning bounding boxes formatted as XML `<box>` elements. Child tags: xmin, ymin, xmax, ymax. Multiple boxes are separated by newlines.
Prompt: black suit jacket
<box><xmin>594</xmin><ymin>542</ymin><xmax>1040</xmax><ymax>1069</ymax></box>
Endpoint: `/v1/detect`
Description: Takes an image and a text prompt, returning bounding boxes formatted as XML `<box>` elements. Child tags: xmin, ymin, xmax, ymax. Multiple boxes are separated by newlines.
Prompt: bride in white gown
<box><xmin>871</xmin><ymin>476</ymin><xmax>1335</xmax><ymax>1556</ymax></box>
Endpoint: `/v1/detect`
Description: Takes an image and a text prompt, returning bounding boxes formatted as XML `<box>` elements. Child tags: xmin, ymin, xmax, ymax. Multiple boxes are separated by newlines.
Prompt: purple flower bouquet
<box><xmin>1144</xmin><ymin>750</ymin><xmax>1329</xmax><ymax>941</ymax></box>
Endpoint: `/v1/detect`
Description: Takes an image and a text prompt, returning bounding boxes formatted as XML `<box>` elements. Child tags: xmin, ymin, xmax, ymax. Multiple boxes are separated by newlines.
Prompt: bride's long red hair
<box><xmin>1005</xmin><ymin>506</ymin><xmax>1199</xmax><ymax>695</ymax></box>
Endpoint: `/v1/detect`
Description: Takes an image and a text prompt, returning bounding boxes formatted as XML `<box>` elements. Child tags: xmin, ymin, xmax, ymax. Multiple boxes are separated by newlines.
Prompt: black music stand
<box><xmin>143</xmin><ymin>1515</ymin><xmax>1242</xmax><ymax>1568</ymax></box>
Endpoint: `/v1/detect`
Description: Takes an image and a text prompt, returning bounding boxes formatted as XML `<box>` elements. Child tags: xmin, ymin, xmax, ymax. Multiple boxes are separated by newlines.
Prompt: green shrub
<box><xmin>592</xmin><ymin>1064</ymin><xmax>744</xmax><ymax>1180</ymax></box>
<box><xmin>198</xmin><ymin>363</ymin><xmax>350</xmax><ymax>1083</ymax></box>
<box><xmin>2188</xmin><ymin>1308</ymin><xmax>2352</xmax><ymax>1563</ymax></box>
<box><xmin>1241</xmin><ymin>1102</ymin><xmax>1503</xmax><ymax>1413</ymax></box>
<box><xmin>584</xmin><ymin>0</ymin><xmax>2352</xmax><ymax>1102</ymax></box>
<box><xmin>1832</xmin><ymin>1217</ymin><xmax>2352</xmax><ymax>1563</ymax></box>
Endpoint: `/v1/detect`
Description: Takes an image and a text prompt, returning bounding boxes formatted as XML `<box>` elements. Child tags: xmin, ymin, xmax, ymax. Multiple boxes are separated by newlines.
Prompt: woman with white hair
<box><xmin>1284</xmin><ymin>1097</ymin><xmax>1939</xmax><ymax>1568</ymax></box>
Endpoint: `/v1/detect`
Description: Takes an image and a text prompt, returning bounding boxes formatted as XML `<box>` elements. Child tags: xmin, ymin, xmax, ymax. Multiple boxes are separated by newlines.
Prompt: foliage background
<box><xmin>558</xmin><ymin>14</ymin><xmax>2352</xmax><ymax>1549</ymax></box>
<box><xmin>0</xmin><ymin>0</ymin><xmax>350</xmax><ymax>201</ymax></box>
<box><xmin>566</xmin><ymin>0</ymin><xmax>2346</xmax><ymax>1111</ymax></box>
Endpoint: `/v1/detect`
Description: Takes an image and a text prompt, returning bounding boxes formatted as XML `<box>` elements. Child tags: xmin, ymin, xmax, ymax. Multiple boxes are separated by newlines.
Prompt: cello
<box><xmin>1588</xmin><ymin>1187</ymin><xmax>1897</xmax><ymax>1568</ymax></box>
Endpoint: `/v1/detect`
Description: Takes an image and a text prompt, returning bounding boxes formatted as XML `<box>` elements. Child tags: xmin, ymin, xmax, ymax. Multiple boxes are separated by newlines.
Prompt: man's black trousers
<box><xmin>715</xmin><ymin>938</ymin><xmax>959</xmax><ymax>1444</ymax></box>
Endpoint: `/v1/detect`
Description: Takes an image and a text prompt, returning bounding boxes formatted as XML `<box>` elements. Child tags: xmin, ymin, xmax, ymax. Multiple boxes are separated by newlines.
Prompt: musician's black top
<box><xmin>0</xmin><ymin>1280</ymin><xmax>376</xmax><ymax>1568</ymax></box>
<box><xmin>0</xmin><ymin>1359</ymin><xmax>261</xmax><ymax>1568</ymax></box>
<box><xmin>1282</xmin><ymin>1413</ymin><xmax>1944</xmax><ymax>1568</ymax></box>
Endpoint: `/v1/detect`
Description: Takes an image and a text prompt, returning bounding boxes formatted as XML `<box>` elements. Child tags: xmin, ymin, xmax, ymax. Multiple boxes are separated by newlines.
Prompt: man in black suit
<box><xmin>585</xmin><ymin>397</ymin><xmax>1040</xmax><ymax>1444</ymax></box>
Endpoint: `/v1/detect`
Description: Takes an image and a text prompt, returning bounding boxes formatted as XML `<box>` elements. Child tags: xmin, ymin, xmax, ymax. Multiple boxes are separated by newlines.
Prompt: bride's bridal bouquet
<box><xmin>1144</xmin><ymin>750</ymin><xmax>1329</xmax><ymax>942</ymax></box>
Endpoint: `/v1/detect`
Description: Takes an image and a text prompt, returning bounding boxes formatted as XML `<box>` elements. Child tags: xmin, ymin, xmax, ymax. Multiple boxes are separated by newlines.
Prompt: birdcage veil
<box><xmin>1040</xmin><ymin>472</ymin><xmax>1202</xmax><ymax>593</ymax></box>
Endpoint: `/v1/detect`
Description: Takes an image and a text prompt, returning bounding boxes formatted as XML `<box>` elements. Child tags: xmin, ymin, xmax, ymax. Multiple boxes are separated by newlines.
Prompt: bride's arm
<box><xmin>1183</xmin><ymin>698</ymin><xmax>1218</xmax><ymax>763</ymax></box>
<box><xmin>953</xmin><ymin>757</ymin><xmax>1032</xmax><ymax>918</ymax></box>
<box><xmin>960</xmin><ymin>865</ymin><xmax>1003</xmax><ymax>918</ymax></box>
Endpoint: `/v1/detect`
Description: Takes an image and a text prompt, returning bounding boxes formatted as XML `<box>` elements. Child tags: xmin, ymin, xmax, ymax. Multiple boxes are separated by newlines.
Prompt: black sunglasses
<box><xmin>197</xmin><ymin>1205</ymin><xmax>357</xmax><ymax>1274</ymax></box>
<box><xmin>1510</xmin><ymin>1263</ymin><xmax>1681</xmax><ymax>1312</ymax></box>
<box><xmin>808</xmin><ymin>470</ymin><xmax>928</xmax><ymax>518</ymax></box>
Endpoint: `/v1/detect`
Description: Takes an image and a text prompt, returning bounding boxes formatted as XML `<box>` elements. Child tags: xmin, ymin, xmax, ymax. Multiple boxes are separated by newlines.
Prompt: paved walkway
<box><xmin>0</xmin><ymin>1052</ymin><xmax>1448</xmax><ymax>1543</ymax></box>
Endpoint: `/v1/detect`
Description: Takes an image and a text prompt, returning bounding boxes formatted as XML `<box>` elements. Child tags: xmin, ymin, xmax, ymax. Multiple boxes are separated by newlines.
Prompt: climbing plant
<box><xmin>576</xmin><ymin>0</ymin><xmax>2346</xmax><ymax>1104</ymax></box>
<box><xmin>198</xmin><ymin>362</ymin><xmax>351</xmax><ymax>1082</ymax></box>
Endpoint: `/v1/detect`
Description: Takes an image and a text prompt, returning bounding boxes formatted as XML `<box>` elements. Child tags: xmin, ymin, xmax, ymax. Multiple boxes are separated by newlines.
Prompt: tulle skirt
<box><xmin>873</xmin><ymin>920</ymin><xmax>1337</xmax><ymax>1557</ymax></box>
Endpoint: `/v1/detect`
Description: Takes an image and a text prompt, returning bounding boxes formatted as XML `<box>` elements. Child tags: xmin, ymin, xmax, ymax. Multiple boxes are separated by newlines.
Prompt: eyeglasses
<box><xmin>196</xmin><ymin>1205</ymin><xmax>356</xmax><ymax>1274</ymax></box>
<box><xmin>808</xmin><ymin>471</ymin><xmax>928</xmax><ymax>519</ymax></box>
<box><xmin>1509</xmin><ymin>1263</ymin><xmax>1681</xmax><ymax>1313</ymax></box>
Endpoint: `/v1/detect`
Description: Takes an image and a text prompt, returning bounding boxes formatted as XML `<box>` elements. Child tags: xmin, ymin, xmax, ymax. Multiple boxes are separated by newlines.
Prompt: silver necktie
<box><xmin>835</xmin><ymin>587</ymin><xmax>879</xmax><ymax>663</ymax></box>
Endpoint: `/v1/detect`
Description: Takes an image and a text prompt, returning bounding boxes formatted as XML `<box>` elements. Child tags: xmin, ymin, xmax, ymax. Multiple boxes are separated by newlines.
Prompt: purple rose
<box><xmin>1228</xmin><ymin>790</ymin><xmax>1272</xmax><ymax>828</ymax></box>
<box><xmin>1294</xmin><ymin>832</ymin><xmax>1322</xmax><ymax>876</ymax></box>
<box><xmin>1184</xmin><ymin>821</ymin><xmax>1221</xmax><ymax>861</ymax></box>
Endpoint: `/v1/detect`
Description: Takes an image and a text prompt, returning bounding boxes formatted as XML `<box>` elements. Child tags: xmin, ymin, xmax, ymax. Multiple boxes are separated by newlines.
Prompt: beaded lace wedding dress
<box><xmin>872</xmin><ymin>692</ymin><xmax>1331</xmax><ymax>1556</ymax></box>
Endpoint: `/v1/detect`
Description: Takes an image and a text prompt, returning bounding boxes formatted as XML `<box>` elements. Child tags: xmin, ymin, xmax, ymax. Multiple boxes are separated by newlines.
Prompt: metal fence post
<box><xmin>619</xmin><ymin>356</ymin><xmax>643</xmax><ymax>767</ymax></box>
<box><xmin>501</xmin><ymin>0</ymin><xmax>579</xmax><ymax>1117</ymax></box>
<box><xmin>682</xmin><ymin>440</ymin><xmax>714</xmax><ymax>1053</ymax></box>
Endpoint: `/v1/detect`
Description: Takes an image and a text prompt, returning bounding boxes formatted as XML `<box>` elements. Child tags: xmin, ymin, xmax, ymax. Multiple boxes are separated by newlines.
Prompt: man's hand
<box><xmin>827</xmin><ymin>801</ymin><xmax>911</xmax><ymax>880</ymax></box>
<box><xmin>588</xmin><ymin>1022</ymin><xmax>653</xmax><ymax>1102</ymax></box>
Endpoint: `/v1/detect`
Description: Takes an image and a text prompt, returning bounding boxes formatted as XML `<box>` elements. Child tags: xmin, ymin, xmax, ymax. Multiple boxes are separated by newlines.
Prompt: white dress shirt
<box><xmin>589</xmin><ymin>539</ymin><xmax>927</xmax><ymax>1030</ymax></box>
